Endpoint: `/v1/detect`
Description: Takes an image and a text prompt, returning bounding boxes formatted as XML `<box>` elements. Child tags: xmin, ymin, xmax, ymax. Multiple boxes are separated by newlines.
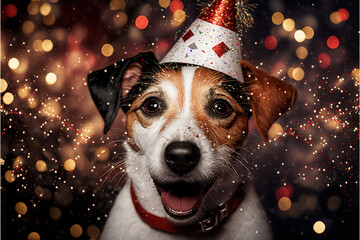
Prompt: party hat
<box><xmin>160</xmin><ymin>0</ymin><xmax>254</xmax><ymax>82</ymax></box>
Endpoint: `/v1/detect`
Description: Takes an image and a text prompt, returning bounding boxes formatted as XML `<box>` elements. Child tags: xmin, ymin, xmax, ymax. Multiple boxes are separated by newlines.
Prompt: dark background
<box><xmin>1</xmin><ymin>0</ymin><xmax>358</xmax><ymax>239</ymax></box>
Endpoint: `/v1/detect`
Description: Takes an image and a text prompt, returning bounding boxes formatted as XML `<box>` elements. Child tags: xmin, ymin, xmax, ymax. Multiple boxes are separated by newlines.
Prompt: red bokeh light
<box><xmin>275</xmin><ymin>185</ymin><xmax>294</xmax><ymax>201</ymax></box>
<box><xmin>169</xmin><ymin>0</ymin><xmax>184</xmax><ymax>13</ymax></box>
<box><xmin>327</xmin><ymin>36</ymin><xmax>339</xmax><ymax>49</ymax></box>
<box><xmin>318</xmin><ymin>53</ymin><xmax>331</xmax><ymax>68</ymax></box>
<box><xmin>264</xmin><ymin>36</ymin><xmax>277</xmax><ymax>50</ymax></box>
<box><xmin>337</xmin><ymin>8</ymin><xmax>349</xmax><ymax>22</ymax></box>
<box><xmin>135</xmin><ymin>15</ymin><xmax>149</xmax><ymax>30</ymax></box>
<box><xmin>5</xmin><ymin>4</ymin><xmax>17</xmax><ymax>18</ymax></box>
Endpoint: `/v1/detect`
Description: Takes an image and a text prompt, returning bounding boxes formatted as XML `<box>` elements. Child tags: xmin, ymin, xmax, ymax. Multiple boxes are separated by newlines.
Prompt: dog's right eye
<box><xmin>141</xmin><ymin>97</ymin><xmax>163</xmax><ymax>116</ymax></box>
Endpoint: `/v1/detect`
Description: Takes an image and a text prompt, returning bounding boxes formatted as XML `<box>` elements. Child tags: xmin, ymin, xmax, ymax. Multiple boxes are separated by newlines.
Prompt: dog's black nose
<box><xmin>164</xmin><ymin>141</ymin><xmax>201</xmax><ymax>175</ymax></box>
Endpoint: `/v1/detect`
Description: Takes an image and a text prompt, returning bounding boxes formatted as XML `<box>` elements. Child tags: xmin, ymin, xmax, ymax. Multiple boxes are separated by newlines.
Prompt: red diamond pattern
<box><xmin>212</xmin><ymin>42</ymin><xmax>230</xmax><ymax>58</ymax></box>
<box><xmin>182</xmin><ymin>30</ymin><xmax>194</xmax><ymax>42</ymax></box>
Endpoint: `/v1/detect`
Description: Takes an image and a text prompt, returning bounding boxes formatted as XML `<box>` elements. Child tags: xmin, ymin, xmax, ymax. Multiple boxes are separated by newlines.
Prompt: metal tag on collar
<box><xmin>218</xmin><ymin>202</ymin><xmax>229</xmax><ymax>221</ymax></box>
<box><xmin>200</xmin><ymin>214</ymin><xmax>218</xmax><ymax>232</ymax></box>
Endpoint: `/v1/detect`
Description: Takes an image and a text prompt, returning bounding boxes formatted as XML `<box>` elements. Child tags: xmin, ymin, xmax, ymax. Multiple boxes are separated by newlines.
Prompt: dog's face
<box><xmin>88</xmin><ymin>52</ymin><xmax>297</xmax><ymax>224</ymax></box>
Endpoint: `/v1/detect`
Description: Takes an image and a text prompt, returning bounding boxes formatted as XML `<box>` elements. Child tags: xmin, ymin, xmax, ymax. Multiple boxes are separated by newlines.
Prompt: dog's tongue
<box><xmin>161</xmin><ymin>190</ymin><xmax>202</xmax><ymax>212</ymax></box>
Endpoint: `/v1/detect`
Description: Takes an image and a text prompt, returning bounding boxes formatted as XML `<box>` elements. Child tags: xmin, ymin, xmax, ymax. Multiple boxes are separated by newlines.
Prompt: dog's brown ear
<box><xmin>240</xmin><ymin>60</ymin><xmax>297</xmax><ymax>141</ymax></box>
<box><xmin>87</xmin><ymin>52</ymin><xmax>158</xmax><ymax>134</ymax></box>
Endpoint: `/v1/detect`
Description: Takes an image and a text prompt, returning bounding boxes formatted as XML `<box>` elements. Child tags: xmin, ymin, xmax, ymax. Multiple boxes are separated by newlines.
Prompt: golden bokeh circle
<box><xmin>40</xmin><ymin>3</ymin><xmax>52</xmax><ymax>16</ymax></box>
<box><xmin>292</xmin><ymin>67</ymin><xmax>305</xmax><ymax>81</ymax></box>
<box><xmin>5</xmin><ymin>170</ymin><xmax>16</xmax><ymax>183</ymax></box>
<box><xmin>95</xmin><ymin>146</ymin><xmax>110</xmax><ymax>161</ymax></box>
<box><xmin>8</xmin><ymin>57</ymin><xmax>20</xmax><ymax>70</ymax></box>
<box><xmin>268</xmin><ymin>123</ymin><xmax>283</xmax><ymax>139</ymax></box>
<box><xmin>15</xmin><ymin>202</ymin><xmax>28</xmax><ymax>215</ymax></box>
<box><xmin>278</xmin><ymin>197</ymin><xmax>292</xmax><ymax>211</ymax></box>
<box><xmin>35</xmin><ymin>160</ymin><xmax>47</xmax><ymax>172</ymax></box>
<box><xmin>302</xmin><ymin>26</ymin><xmax>314</xmax><ymax>39</ymax></box>
<box><xmin>113</xmin><ymin>11</ymin><xmax>128</xmax><ymax>27</ymax></box>
<box><xmin>282</xmin><ymin>18</ymin><xmax>295</xmax><ymax>32</ymax></box>
<box><xmin>27</xmin><ymin>2</ymin><xmax>39</xmax><ymax>15</ymax></box>
<box><xmin>3</xmin><ymin>92</ymin><xmax>14</xmax><ymax>105</ymax></box>
<box><xmin>49</xmin><ymin>206</ymin><xmax>62</xmax><ymax>220</ymax></box>
<box><xmin>294</xmin><ymin>30</ymin><xmax>306</xmax><ymax>43</ymax></box>
<box><xmin>45</xmin><ymin>72</ymin><xmax>57</xmax><ymax>85</ymax></box>
<box><xmin>70</xmin><ymin>224</ymin><xmax>83</xmax><ymax>238</ymax></box>
<box><xmin>296</xmin><ymin>46</ymin><xmax>308</xmax><ymax>60</ymax></box>
<box><xmin>1</xmin><ymin>79</ymin><xmax>8</xmax><ymax>93</ymax></box>
<box><xmin>313</xmin><ymin>221</ymin><xmax>326</xmax><ymax>234</ymax></box>
<box><xmin>87</xmin><ymin>225</ymin><xmax>101</xmax><ymax>238</ymax></box>
<box><xmin>272</xmin><ymin>12</ymin><xmax>284</xmax><ymax>25</ymax></box>
<box><xmin>28</xmin><ymin>232</ymin><xmax>40</xmax><ymax>240</ymax></box>
<box><xmin>22</xmin><ymin>21</ymin><xmax>35</xmax><ymax>34</ymax></box>
<box><xmin>64</xmin><ymin>159</ymin><xmax>76</xmax><ymax>171</ymax></box>
<box><xmin>101</xmin><ymin>43</ymin><xmax>114</xmax><ymax>57</ymax></box>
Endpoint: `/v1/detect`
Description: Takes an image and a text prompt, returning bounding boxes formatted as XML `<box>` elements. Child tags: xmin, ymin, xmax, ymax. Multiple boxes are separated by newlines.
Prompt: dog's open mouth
<box><xmin>154</xmin><ymin>181</ymin><xmax>212</xmax><ymax>219</ymax></box>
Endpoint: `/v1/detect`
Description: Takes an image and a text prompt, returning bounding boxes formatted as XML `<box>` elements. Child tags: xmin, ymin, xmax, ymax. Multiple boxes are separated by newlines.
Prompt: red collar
<box><xmin>130</xmin><ymin>182</ymin><xmax>244</xmax><ymax>233</ymax></box>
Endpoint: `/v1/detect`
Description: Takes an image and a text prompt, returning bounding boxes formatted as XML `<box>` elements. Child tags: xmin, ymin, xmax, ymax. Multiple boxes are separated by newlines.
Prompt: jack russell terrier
<box><xmin>87</xmin><ymin>51</ymin><xmax>297</xmax><ymax>239</ymax></box>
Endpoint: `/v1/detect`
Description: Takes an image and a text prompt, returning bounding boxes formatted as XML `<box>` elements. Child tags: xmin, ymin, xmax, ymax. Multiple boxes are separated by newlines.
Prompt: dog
<box><xmin>87</xmin><ymin>51</ymin><xmax>297</xmax><ymax>239</ymax></box>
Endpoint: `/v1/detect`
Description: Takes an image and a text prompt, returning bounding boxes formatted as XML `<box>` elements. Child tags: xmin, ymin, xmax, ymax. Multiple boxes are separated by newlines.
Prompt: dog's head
<box><xmin>88</xmin><ymin>52</ymin><xmax>296</xmax><ymax>224</ymax></box>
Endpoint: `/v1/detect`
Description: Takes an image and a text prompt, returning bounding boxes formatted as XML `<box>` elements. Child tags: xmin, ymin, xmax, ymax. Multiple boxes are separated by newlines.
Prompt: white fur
<box><xmin>100</xmin><ymin>66</ymin><xmax>273</xmax><ymax>240</ymax></box>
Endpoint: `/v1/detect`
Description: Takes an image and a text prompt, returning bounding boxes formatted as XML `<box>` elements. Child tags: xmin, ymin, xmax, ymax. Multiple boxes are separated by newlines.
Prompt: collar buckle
<box><xmin>199</xmin><ymin>202</ymin><xmax>229</xmax><ymax>232</ymax></box>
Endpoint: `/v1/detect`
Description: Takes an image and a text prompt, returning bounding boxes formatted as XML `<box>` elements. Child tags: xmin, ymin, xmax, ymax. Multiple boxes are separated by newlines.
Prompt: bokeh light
<box><xmin>40</xmin><ymin>3</ymin><xmax>52</xmax><ymax>16</ymax></box>
<box><xmin>70</xmin><ymin>224</ymin><xmax>83</xmax><ymax>238</ymax></box>
<box><xmin>313</xmin><ymin>221</ymin><xmax>326</xmax><ymax>234</ymax></box>
<box><xmin>49</xmin><ymin>207</ymin><xmax>62</xmax><ymax>220</ymax></box>
<box><xmin>327</xmin><ymin>196</ymin><xmax>341</xmax><ymax>211</ymax></box>
<box><xmin>1</xmin><ymin>79</ymin><xmax>8</xmax><ymax>93</ymax></box>
<box><xmin>327</xmin><ymin>36</ymin><xmax>339</xmax><ymax>49</ymax></box>
<box><xmin>22</xmin><ymin>21</ymin><xmax>35</xmax><ymax>34</ymax></box>
<box><xmin>264</xmin><ymin>36</ymin><xmax>277</xmax><ymax>50</ymax></box>
<box><xmin>302</xmin><ymin>26</ymin><xmax>314</xmax><ymax>39</ymax></box>
<box><xmin>318</xmin><ymin>53</ymin><xmax>331</xmax><ymax>68</ymax></box>
<box><xmin>337</xmin><ymin>8</ymin><xmax>349</xmax><ymax>21</ymax></box>
<box><xmin>33</xmin><ymin>40</ymin><xmax>43</xmax><ymax>52</ymax></box>
<box><xmin>292</xmin><ymin>67</ymin><xmax>305</xmax><ymax>81</ymax></box>
<box><xmin>36</xmin><ymin>160</ymin><xmax>47</xmax><ymax>172</ymax></box>
<box><xmin>3</xmin><ymin>92</ymin><xmax>14</xmax><ymax>105</ymax></box>
<box><xmin>159</xmin><ymin>0</ymin><xmax>170</xmax><ymax>8</ymax></box>
<box><xmin>5</xmin><ymin>4</ymin><xmax>18</xmax><ymax>18</ymax></box>
<box><xmin>87</xmin><ymin>225</ymin><xmax>101</xmax><ymax>238</ymax></box>
<box><xmin>101</xmin><ymin>43</ymin><xmax>114</xmax><ymax>57</ymax></box>
<box><xmin>272</xmin><ymin>12</ymin><xmax>284</xmax><ymax>25</ymax></box>
<box><xmin>296</xmin><ymin>46</ymin><xmax>308</xmax><ymax>59</ymax></box>
<box><xmin>110</xmin><ymin>0</ymin><xmax>126</xmax><ymax>10</ymax></box>
<box><xmin>64</xmin><ymin>159</ymin><xmax>76</xmax><ymax>171</ymax></box>
<box><xmin>95</xmin><ymin>146</ymin><xmax>110</xmax><ymax>161</ymax></box>
<box><xmin>42</xmin><ymin>39</ymin><xmax>54</xmax><ymax>52</ymax></box>
<box><xmin>45</xmin><ymin>72</ymin><xmax>57</xmax><ymax>85</ymax></box>
<box><xmin>8</xmin><ymin>58</ymin><xmax>20</xmax><ymax>70</ymax></box>
<box><xmin>113</xmin><ymin>11</ymin><xmax>128</xmax><ymax>27</ymax></box>
<box><xmin>278</xmin><ymin>197</ymin><xmax>292</xmax><ymax>211</ymax></box>
<box><xmin>294</xmin><ymin>30</ymin><xmax>306</xmax><ymax>42</ymax></box>
<box><xmin>135</xmin><ymin>15</ymin><xmax>149</xmax><ymax>29</ymax></box>
<box><xmin>15</xmin><ymin>202</ymin><xmax>28</xmax><ymax>215</ymax></box>
<box><xmin>4</xmin><ymin>170</ymin><xmax>16</xmax><ymax>183</ymax></box>
<box><xmin>268</xmin><ymin>123</ymin><xmax>283</xmax><ymax>139</ymax></box>
<box><xmin>27</xmin><ymin>2</ymin><xmax>39</xmax><ymax>15</ymax></box>
<box><xmin>173</xmin><ymin>9</ymin><xmax>186</xmax><ymax>23</ymax></box>
<box><xmin>330</xmin><ymin>11</ymin><xmax>341</xmax><ymax>24</ymax></box>
<box><xmin>169</xmin><ymin>0</ymin><xmax>184</xmax><ymax>13</ymax></box>
<box><xmin>28</xmin><ymin>232</ymin><xmax>40</xmax><ymax>240</ymax></box>
<box><xmin>282</xmin><ymin>18</ymin><xmax>295</xmax><ymax>32</ymax></box>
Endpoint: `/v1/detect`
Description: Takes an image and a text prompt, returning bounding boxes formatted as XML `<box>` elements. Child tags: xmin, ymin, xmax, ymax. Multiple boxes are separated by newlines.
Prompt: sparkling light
<box><xmin>302</xmin><ymin>26</ymin><xmax>314</xmax><ymax>39</ymax></box>
<box><xmin>296</xmin><ymin>46</ymin><xmax>308</xmax><ymax>59</ymax></box>
<box><xmin>135</xmin><ymin>15</ymin><xmax>149</xmax><ymax>30</ymax></box>
<box><xmin>70</xmin><ymin>224</ymin><xmax>83</xmax><ymax>238</ymax></box>
<box><xmin>45</xmin><ymin>72</ymin><xmax>57</xmax><ymax>85</ymax></box>
<box><xmin>313</xmin><ymin>221</ymin><xmax>326</xmax><ymax>234</ymax></box>
<box><xmin>1</xmin><ymin>79</ymin><xmax>8</xmax><ymax>93</ymax></box>
<box><xmin>64</xmin><ymin>159</ymin><xmax>76</xmax><ymax>171</ymax></box>
<box><xmin>18</xmin><ymin>85</ymin><xmax>30</xmax><ymax>99</ymax></box>
<box><xmin>278</xmin><ymin>197</ymin><xmax>292</xmax><ymax>211</ymax></box>
<box><xmin>294</xmin><ymin>30</ymin><xmax>306</xmax><ymax>42</ymax></box>
<box><xmin>28</xmin><ymin>232</ymin><xmax>40</xmax><ymax>240</ymax></box>
<box><xmin>42</xmin><ymin>39</ymin><xmax>54</xmax><ymax>52</ymax></box>
<box><xmin>8</xmin><ymin>57</ymin><xmax>20</xmax><ymax>70</ymax></box>
<box><xmin>159</xmin><ymin>0</ymin><xmax>170</xmax><ymax>8</ymax></box>
<box><xmin>101</xmin><ymin>43</ymin><xmax>114</xmax><ymax>57</ymax></box>
<box><xmin>282</xmin><ymin>18</ymin><xmax>295</xmax><ymax>32</ymax></box>
<box><xmin>36</xmin><ymin>160</ymin><xmax>47</xmax><ymax>172</ymax></box>
<box><xmin>292</xmin><ymin>67</ymin><xmax>305</xmax><ymax>81</ymax></box>
<box><xmin>15</xmin><ymin>202</ymin><xmax>27</xmax><ymax>215</ymax></box>
<box><xmin>3</xmin><ymin>92</ymin><xmax>14</xmax><ymax>105</ymax></box>
<box><xmin>272</xmin><ymin>12</ymin><xmax>284</xmax><ymax>25</ymax></box>
<box><xmin>40</xmin><ymin>3</ymin><xmax>51</xmax><ymax>16</ymax></box>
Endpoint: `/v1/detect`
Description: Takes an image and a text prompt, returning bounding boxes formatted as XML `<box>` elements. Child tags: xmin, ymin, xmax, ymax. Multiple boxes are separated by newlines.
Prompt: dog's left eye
<box><xmin>211</xmin><ymin>99</ymin><xmax>233</xmax><ymax>117</ymax></box>
<box><xmin>141</xmin><ymin>97</ymin><xmax>163</xmax><ymax>116</ymax></box>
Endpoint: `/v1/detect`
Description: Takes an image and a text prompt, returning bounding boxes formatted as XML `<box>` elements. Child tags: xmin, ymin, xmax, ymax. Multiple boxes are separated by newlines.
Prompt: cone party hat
<box><xmin>160</xmin><ymin>0</ymin><xmax>254</xmax><ymax>82</ymax></box>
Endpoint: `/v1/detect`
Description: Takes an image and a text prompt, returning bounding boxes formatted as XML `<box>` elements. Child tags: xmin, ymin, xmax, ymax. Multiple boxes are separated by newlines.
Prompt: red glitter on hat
<box><xmin>198</xmin><ymin>0</ymin><xmax>238</xmax><ymax>32</ymax></box>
